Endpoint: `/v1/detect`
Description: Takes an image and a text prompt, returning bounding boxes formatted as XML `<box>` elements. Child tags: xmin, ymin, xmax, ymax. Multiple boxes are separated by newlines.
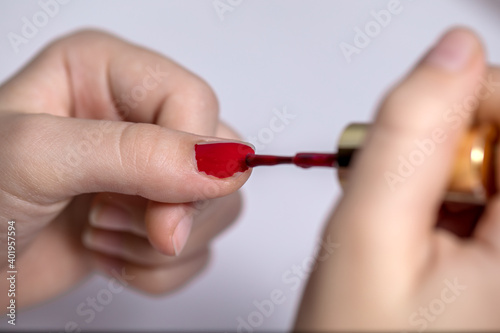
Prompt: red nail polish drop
<box><xmin>195</xmin><ymin>142</ymin><xmax>255</xmax><ymax>178</ymax></box>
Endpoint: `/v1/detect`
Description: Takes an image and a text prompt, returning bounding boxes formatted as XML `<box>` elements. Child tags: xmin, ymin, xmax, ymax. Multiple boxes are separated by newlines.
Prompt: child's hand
<box><xmin>296</xmin><ymin>28</ymin><xmax>500</xmax><ymax>331</ymax></box>
<box><xmin>0</xmin><ymin>30</ymin><xmax>251</xmax><ymax>308</ymax></box>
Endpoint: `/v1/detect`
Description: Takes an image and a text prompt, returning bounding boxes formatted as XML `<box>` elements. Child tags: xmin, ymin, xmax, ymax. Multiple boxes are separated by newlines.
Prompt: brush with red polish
<box><xmin>194</xmin><ymin>142</ymin><xmax>338</xmax><ymax>178</ymax></box>
<box><xmin>195</xmin><ymin>123</ymin><xmax>498</xmax><ymax>205</ymax></box>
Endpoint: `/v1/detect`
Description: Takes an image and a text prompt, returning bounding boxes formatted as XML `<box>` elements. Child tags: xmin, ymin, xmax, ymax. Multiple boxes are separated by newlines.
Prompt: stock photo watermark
<box><xmin>236</xmin><ymin>236</ymin><xmax>339</xmax><ymax>332</ymax></box>
<box><xmin>213</xmin><ymin>0</ymin><xmax>244</xmax><ymax>21</ymax></box>
<box><xmin>5</xmin><ymin>220</ymin><xmax>17</xmax><ymax>326</ymax></box>
<box><xmin>7</xmin><ymin>0</ymin><xmax>71</xmax><ymax>53</ymax></box>
<box><xmin>64</xmin><ymin>267</ymin><xmax>135</xmax><ymax>332</ymax></box>
<box><xmin>246</xmin><ymin>106</ymin><xmax>297</xmax><ymax>151</ymax></box>
<box><xmin>339</xmin><ymin>0</ymin><xmax>410</xmax><ymax>63</ymax></box>
<box><xmin>384</xmin><ymin>73</ymin><xmax>500</xmax><ymax>192</ymax></box>
<box><xmin>408</xmin><ymin>277</ymin><xmax>467</xmax><ymax>332</ymax></box>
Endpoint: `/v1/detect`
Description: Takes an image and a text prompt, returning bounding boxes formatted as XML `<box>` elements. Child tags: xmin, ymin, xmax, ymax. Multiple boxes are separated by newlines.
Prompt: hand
<box><xmin>295</xmin><ymin>28</ymin><xmax>500</xmax><ymax>331</ymax></box>
<box><xmin>0</xmin><ymin>30</ymin><xmax>251</xmax><ymax>308</ymax></box>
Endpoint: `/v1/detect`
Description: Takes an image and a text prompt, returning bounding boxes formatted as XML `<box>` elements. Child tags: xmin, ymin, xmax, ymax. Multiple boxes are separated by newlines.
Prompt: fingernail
<box><xmin>172</xmin><ymin>216</ymin><xmax>193</xmax><ymax>256</ymax></box>
<box><xmin>424</xmin><ymin>29</ymin><xmax>477</xmax><ymax>71</ymax></box>
<box><xmin>195</xmin><ymin>142</ymin><xmax>255</xmax><ymax>178</ymax></box>
<box><xmin>90</xmin><ymin>203</ymin><xmax>131</xmax><ymax>229</ymax></box>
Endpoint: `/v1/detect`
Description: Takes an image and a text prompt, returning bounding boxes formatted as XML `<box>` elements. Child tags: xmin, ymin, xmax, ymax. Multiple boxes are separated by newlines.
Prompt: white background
<box><xmin>1</xmin><ymin>0</ymin><xmax>500</xmax><ymax>331</ymax></box>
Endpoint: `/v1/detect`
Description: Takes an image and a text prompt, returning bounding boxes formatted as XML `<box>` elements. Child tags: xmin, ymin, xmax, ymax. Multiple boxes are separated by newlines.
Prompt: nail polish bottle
<box><xmin>337</xmin><ymin>123</ymin><xmax>497</xmax><ymax>204</ymax></box>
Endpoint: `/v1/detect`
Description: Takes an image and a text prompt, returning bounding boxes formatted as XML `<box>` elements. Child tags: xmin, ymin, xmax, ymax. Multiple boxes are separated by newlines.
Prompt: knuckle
<box><xmin>181</xmin><ymin>77</ymin><xmax>219</xmax><ymax>117</ymax></box>
<box><xmin>118</xmin><ymin>123</ymin><xmax>174</xmax><ymax>187</ymax></box>
<box><xmin>40</xmin><ymin>29</ymin><xmax>119</xmax><ymax>61</ymax></box>
<box><xmin>377</xmin><ymin>83</ymin><xmax>441</xmax><ymax>137</ymax></box>
<box><xmin>48</xmin><ymin>29</ymin><xmax>113</xmax><ymax>49</ymax></box>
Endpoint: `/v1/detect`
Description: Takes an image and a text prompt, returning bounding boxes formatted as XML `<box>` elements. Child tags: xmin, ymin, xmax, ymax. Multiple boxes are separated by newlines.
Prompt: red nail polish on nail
<box><xmin>195</xmin><ymin>142</ymin><xmax>255</xmax><ymax>178</ymax></box>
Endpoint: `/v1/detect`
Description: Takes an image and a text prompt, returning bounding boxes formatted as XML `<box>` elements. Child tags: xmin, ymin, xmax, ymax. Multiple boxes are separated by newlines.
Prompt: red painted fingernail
<box><xmin>195</xmin><ymin>142</ymin><xmax>255</xmax><ymax>178</ymax></box>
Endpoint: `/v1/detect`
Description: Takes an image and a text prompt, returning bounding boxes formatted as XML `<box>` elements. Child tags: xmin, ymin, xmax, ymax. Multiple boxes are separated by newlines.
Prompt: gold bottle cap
<box><xmin>336</xmin><ymin>123</ymin><xmax>497</xmax><ymax>204</ymax></box>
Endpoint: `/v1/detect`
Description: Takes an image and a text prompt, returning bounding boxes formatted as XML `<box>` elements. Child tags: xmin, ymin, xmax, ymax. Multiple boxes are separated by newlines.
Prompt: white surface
<box><xmin>1</xmin><ymin>0</ymin><xmax>500</xmax><ymax>331</ymax></box>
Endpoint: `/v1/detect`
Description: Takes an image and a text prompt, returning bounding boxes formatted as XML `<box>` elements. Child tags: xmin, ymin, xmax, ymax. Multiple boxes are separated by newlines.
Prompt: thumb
<box><xmin>1</xmin><ymin>113</ymin><xmax>253</xmax><ymax>204</ymax></box>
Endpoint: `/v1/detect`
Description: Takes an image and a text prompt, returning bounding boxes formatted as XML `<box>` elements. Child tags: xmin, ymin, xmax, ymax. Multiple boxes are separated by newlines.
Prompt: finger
<box><xmin>83</xmin><ymin>227</ymin><xmax>186</xmax><ymax>266</ymax></box>
<box><xmin>188</xmin><ymin>192</ymin><xmax>242</xmax><ymax>248</ymax></box>
<box><xmin>145</xmin><ymin>201</ymin><xmax>193</xmax><ymax>257</ymax></box>
<box><xmin>146</xmin><ymin>192</ymin><xmax>242</xmax><ymax>257</ymax></box>
<box><xmin>337</xmin><ymin>28</ymin><xmax>486</xmax><ymax>249</ymax></box>
<box><xmin>90</xmin><ymin>248</ymin><xmax>210</xmax><ymax>295</ymax></box>
<box><xmin>296</xmin><ymin>29</ymin><xmax>487</xmax><ymax>330</ymax></box>
<box><xmin>82</xmin><ymin>193</ymin><xmax>240</xmax><ymax>264</ymax></box>
<box><xmin>0</xmin><ymin>113</ymin><xmax>253</xmax><ymax>204</ymax></box>
<box><xmin>144</xmin><ymin>121</ymin><xmax>245</xmax><ymax>256</ymax></box>
<box><xmin>89</xmin><ymin>193</ymin><xmax>148</xmax><ymax>237</ymax></box>
<box><xmin>87</xmin><ymin>124</ymin><xmax>244</xmax><ymax>259</ymax></box>
<box><xmin>473</xmin><ymin>196</ymin><xmax>500</xmax><ymax>252</ymax></box>
<box><xmin>0</xmin><ymin>30</ymin><xmax>219</xmax><ymax>136</ymax></box>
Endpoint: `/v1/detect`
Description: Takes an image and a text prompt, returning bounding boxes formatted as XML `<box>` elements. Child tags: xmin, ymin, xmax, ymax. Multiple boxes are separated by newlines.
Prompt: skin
<box><xmin>295</xmin><ymin>28</ymin><xmax>500</xmax><ymax>331</ymax></box>
<box><xmin>0</xmin><ymin>30</ymin><xmax>252</xmax><ymax>309</ymax></box>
